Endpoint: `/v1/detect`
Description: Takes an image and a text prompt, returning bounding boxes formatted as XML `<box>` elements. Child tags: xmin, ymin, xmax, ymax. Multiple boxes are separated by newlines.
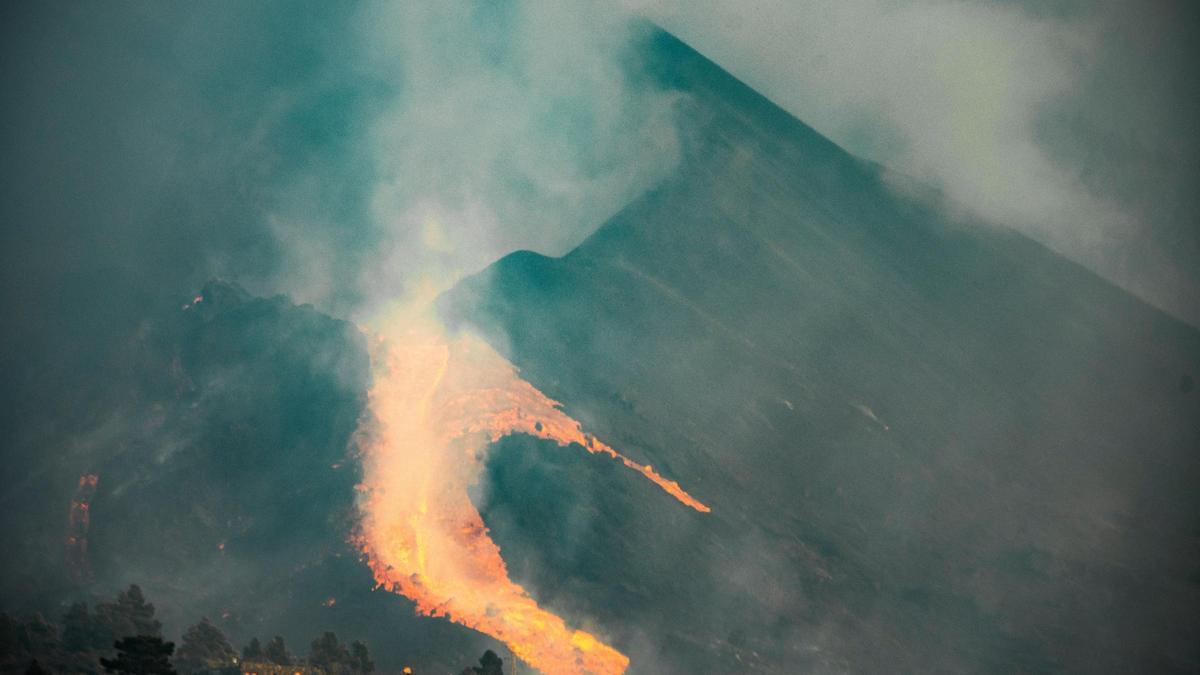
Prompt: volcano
<box><xmin>4</xmin><ymin>23</ymin><xmax>1198</xmax><ymax>675</ymax></box>
<box><xmin>436</xmin><ymin>28</ymin><xmax>1200</xmax><ymax>673</ymax></box>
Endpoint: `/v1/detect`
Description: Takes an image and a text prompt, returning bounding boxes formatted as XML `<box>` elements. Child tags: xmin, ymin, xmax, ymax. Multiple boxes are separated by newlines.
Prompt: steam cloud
<box><xmin>2</xmin><ymin>1</ymin><xmax>1197</xmax><ymax>673</ymax></box>
<box><xmin>626</xmin><ymin>0</ymin><xmax>1200</xmax><ymax>324</ymax></box>
<box><xmin>267</xmin><ymin>1</ymin><xmax>681</xmax><ymax>316</ymax></box>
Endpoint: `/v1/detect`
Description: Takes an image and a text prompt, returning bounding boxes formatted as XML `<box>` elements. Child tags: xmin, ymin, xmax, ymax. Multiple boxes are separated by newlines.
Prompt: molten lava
<box><xmin>355</xmin><ymin>317</ymin><xmax>708</xmax><ymax>675</ymax></box>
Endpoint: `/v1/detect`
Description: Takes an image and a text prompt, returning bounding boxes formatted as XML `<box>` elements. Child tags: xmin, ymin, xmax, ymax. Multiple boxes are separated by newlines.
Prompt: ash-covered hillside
<box><xmin>440</xmin><ymin>29</ymin><xmax>1200</xmax><ymax>674</ymax></box>
<box><xmin>0</xmin><ymin>280</ymin><xmax>500</xmax><ymax>673</ymax></box>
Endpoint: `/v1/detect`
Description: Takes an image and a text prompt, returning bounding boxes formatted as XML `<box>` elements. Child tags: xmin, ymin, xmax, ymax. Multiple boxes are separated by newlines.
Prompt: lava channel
<box><xmin>355</xmin><ymin>317</ymin><xmax>708</xmax><ymax>675</ymax></box>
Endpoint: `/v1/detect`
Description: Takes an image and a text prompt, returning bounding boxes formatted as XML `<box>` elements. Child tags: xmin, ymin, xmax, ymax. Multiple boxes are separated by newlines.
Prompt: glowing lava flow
<box><xmin>355</xmin><ymin>318</ymin><xmax>708</xmax><ymax>675</ymax></box>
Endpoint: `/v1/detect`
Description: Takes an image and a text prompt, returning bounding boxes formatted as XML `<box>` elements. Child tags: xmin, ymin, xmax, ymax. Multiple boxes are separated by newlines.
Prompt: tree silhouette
<box><xmin>116</xmin><ymin>586</ymin><xmax>161</xmax><ymax>638</ymax></box>
<box><xmin>459</xmin><ymin>650</ymin><xmax>504</xmax><ymax>675</ymax></box>
<box><xmin>0</xmin><ymin>614</ymin><xmax>63</xmax><ymax>674</ymax></box>
<box><xmin>242</xmin><ymin>637</ymin><xmax>264</xmax><ymax>661</ymax></box>
<box><xmin>349</xmin><ymin>640</ymin><xmax>374</xmax><ymax>674</ymax></box>
<box><xmin>99</xmin><ymin>636</ymin><xmax>176</xmax><ymax>675</ymax></box>
<box><xmin>308</xmin><ymin>632</ymin><xmax>350</xmax><ymax>673</ymax></box>
<box><xmin>263</xmin><ymin>635</ymin><xmax>291</xmax><ymax>666</ymax></box>
<box><xmin>1</xmin><ymin>584</ymin><xmax>384</xmax><ymax>675</ymax></box>
<box><xmin>61</xmin><ymin>602</ymin><xmax>93</xmax><ymax>652</ymax></box>
<box><xmin>96</xmin><ymin>585</ymin><xmax>162</xmax><ymax>643</ymax></box>
<box><xmin>174</xmin><ymin>618</ymin><xmax>236</xmax><ymax>672</ymax></box>
<box><xmin>15</xmin><ymin>614</ymin><xmax>59</xmax><ymax>656</ymax></box>
<box><xmin>62</xmin><ymin>601</ymin><xmax>111</xmax><ymax>653</ymax></box>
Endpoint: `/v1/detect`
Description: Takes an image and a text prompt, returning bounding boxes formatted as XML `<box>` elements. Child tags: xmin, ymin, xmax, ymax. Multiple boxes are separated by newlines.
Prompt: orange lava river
<box><xmin>354</xmin><ymin>317</ymin><xmax>709</xmax><ymax>675</ymax></box>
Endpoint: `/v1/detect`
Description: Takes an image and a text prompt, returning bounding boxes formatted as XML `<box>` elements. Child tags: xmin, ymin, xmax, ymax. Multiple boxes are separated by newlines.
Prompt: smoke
<box><xmin>1</xmin><ymin>2</ymin><xmax>684</xmax><ymax>670</ymax></box>
<box><xmin>4</xmin><ymin>2</ymin><xmax>1197</xmax><ymax>672</ymax></box>
<box><xmin>258</xmin><ymin>1</ymin><xmax>681</xmax><ymax>317</ymax></box>
<box><xmin>623</xmin><ymin>0</ymin><xmax>1200</xmax><ymax>324</ymax></box>
<box><xmin>8</xmin><ymin>1</ymin><xmax>1191</xmax><ymax>329</ymax></box>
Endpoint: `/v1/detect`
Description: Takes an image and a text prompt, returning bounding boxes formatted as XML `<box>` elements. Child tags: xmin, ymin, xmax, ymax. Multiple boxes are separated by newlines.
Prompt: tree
<box><xmin>174</xmin><ymin>618</ymin><xmax>236</xmax><ymax>672</ymax></box>
<box><xmin>25</xmin><ymin>659</ymin><xmax>50</xmax><ymax>675</ymax></box>
<box><xmin>61</xmin><ymin>602</ymin><xmax>90</xmax><ymax>652</ymax></box>
<box><xmin>117</xmin><ymin>586</ymin><xmax>162</xmax><ymax>638</ymax></box>
<box><xmin>97</xmin><ymin>585</ymin><xmax>162</xmax><ymax>642</ymax></box>
<box><xmin>308</xmin><ymin>632</ymin><xmax>350</xmax><ymax>673</ymax></box>
<box><xmin>15</xmin><ymin>614</ymin><xmax>59</xmax><ymax>656</ymax></box>
<box><xmin>62</xmin><ymin>602</ymin><xmax>108</xmax><ymax>652</ymax></box>
<box><xmin>459</xmin><ymin>650</ymin><xmax>503</xmax><ymax>675</ymax></box>
<box><xmin>242</xmin><ymin>637</ymin><xmax>264</xmax><ymax>662</ymax></box>
<box><xmin>476</xmin><ymin>650</ymin><xmax>503</xmax><ymax>675</ymax></box>
<box><xmin>349</xmin><ymin>640</ymin><xmax>374</xmax><ymax>674</ymax></box>
<box><xmin>99</xmin><ymin>636</ymin><xmax>176</xmax><ymax>675</ymax></box>
<box><xmin>263</xmin><ymin>636</ymin><xmax>291</xmax><ymax>666</ymax></box>
<box><xmin>2</xmin><ymin>614</ymin><xmax>69</xmax><ymax>675</ymax></box>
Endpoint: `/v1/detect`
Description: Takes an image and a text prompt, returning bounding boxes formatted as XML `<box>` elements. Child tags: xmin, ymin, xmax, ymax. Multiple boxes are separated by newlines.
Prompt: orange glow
<box><xmin>66</xmin><ymin>473</ymin><xmax>99</xmax><ymax>584</ymax></box>
<box><xmin>355</xmin><ymin>316</ymin><xmax>708</xmax><ymax>675</ymax></box>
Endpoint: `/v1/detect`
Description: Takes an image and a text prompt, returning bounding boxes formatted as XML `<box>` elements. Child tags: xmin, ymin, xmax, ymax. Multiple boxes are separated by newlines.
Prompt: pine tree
<box><xmin>242</xmin><ymin>637</ymin><xmax>264</xmax><ymax>662</ymax></box>
<box><xmin>263</xmin><ymin>636</ymin><xmax>291</xmax><ymax>666</ymax></box>
<box><xmin>308</xmin><ymin>632</ymin><xmax>350</xmax><ymax>673</ymax></box>
<box><xmin>116</xmin><ymin>586</ymin><xmax>162</xmax><ymax>638</ymax></box>
<box><xmin>16</xmin><ymin>614</ymin><xmax>59</xmax><ymax>656</ymax></box>
<box><xmin>99</xmin><ymin>636</ymin><xmax>176</xmax><ymax>675</ymax></box>
<box><xmin>459</xmin><ymin>650</ymin><xmax>504</xmax><ymax>675</ymax></box>
<box><xmin>97</xmin><ymin>585</ymin><xmax>162</xmax><ymax>641</ymax></box>
<box><xmin>349</xmin><ymin>641</ymin><xmax>374</xmax><ymax>674</ymax></box>
<box><xmin>476</xmin><ymin>650</ymin><xmax>503</xmax><ymax>675</ymax></box>
<box><xmin>62</xmin><ymin>602</ymin><xmax>104</xmax><ymax>652</ymax></box>
<box><xmin>175</xmin><ymin>618</ymin><xmax>236</xmax><ymax>672</ymax></box>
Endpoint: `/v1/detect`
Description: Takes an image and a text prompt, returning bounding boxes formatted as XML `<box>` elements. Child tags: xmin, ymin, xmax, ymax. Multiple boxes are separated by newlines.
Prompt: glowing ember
<box><xmin>66</xmin><ymin>473</ymin><xmax>99</xmax><ymax>584</ymax></box>
<box><xmin>355</xmin><ymin>316</ymin><xmax>708</xmax><ymax>675</ymax></box>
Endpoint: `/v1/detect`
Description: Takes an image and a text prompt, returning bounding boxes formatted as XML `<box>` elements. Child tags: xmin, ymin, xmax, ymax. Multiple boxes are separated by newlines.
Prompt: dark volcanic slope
<box><xmin>441</xmin><ymin>29</ymin><xmax>1200</xmax><ymax>674</ymax></box>
<box><xmin>0</xmin><ymin>281</ymin><xmax>496</xmax><ymax>673</ymax></box>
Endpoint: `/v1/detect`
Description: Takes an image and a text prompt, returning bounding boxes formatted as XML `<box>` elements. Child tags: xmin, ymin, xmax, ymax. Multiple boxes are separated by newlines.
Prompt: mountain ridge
<box><xmin>438</xmin><ymin>26</ymin><xmax>1200</xmax><ymax>674</ymax></box>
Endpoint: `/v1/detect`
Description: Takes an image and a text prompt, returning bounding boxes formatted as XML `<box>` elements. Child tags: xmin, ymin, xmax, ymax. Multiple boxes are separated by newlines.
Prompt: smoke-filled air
<box><xmin>2</xmin><ymin>2</ymin><xmax>1198</xmax><ymax>675</ymax></box>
